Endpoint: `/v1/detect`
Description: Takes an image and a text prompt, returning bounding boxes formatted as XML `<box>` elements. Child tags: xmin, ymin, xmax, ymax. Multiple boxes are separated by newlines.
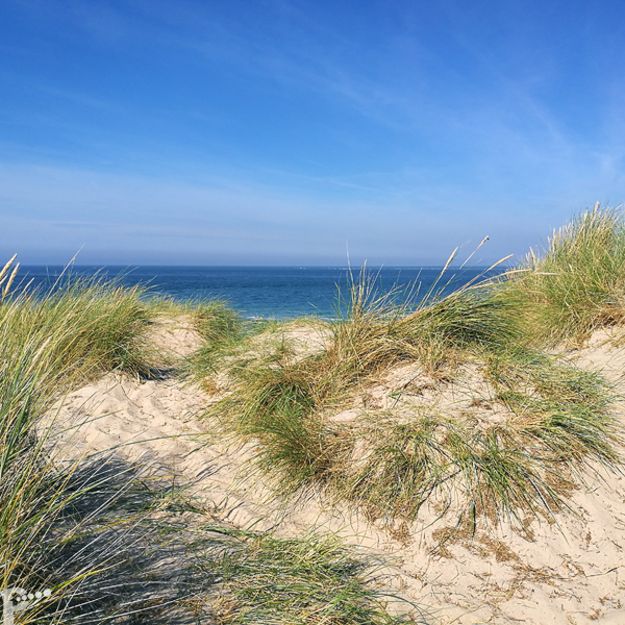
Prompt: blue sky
<box><xmin>1</xmin><ymin>0</ymin><xmax>625</xmax><ymax>265</ymax></box>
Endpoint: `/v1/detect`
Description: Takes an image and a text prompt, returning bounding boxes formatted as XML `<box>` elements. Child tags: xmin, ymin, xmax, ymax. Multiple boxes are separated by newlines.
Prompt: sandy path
<box><xmin>49</xmin><ymin>318</ymin><xmax>625</xmax><ymax>625</ymax></box>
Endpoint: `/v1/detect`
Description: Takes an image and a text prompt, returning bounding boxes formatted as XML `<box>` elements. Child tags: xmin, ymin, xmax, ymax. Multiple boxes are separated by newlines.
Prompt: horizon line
<box><xmin>18</xmin><ymin>262</ymin><xmax>512</xmax><ymax>269</ymax></box>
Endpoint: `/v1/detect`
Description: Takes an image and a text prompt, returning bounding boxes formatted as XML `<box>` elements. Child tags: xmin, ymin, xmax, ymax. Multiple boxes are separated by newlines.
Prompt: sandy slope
<box><xmin>49</xmin><ymin>318</ymin><xmax>625</xmax><ymax>625</ymax></box>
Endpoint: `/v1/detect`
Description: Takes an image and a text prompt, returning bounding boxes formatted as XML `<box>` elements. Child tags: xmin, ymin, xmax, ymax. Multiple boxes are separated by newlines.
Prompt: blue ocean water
<box><xmin>18</xmin><ymin>266</ymin><xmax>498</xmax><ymax>319</ymax></box>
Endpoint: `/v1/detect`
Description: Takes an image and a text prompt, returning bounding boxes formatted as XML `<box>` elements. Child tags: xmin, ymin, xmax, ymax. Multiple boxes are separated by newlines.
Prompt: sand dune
<box><xmin>48</xmin><ymin>317</ymin><xmax>625</xmax><ymax>625</ymax></box>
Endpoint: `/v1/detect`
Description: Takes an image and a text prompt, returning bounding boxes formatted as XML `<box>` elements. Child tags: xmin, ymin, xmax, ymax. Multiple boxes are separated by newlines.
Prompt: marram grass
<box><xmin>4</xmin><ymin>274</ymin><xmax>155</xmax><ymax>389</ymax></box>
<box><xmin>505</xmin><ymin>204</ymin><xmax>625</xmax><ymax>344</ymax></box>
<box><xmin>206</xmin><ymin>210</ymin><xmax>625</xmax><ymax>525</ymax></box>
<box><xmin>187</xmin><ymin>300</ymin><xmax>245</xmax><ymax>379</ymax></box>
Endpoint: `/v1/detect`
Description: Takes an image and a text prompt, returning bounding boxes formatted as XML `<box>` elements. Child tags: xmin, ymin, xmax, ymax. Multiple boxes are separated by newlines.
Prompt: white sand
<box><xmin>48</xmin><ymin>318</ymin><xmax>625</xmax><ymax>624</ymax></box>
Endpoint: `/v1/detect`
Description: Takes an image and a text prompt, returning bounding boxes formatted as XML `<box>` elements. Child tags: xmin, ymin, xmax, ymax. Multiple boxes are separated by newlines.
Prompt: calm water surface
<box><xmin>18</xmin><ymin>265</ymin><xmax>499</xmax><ymax>319</ymax></box>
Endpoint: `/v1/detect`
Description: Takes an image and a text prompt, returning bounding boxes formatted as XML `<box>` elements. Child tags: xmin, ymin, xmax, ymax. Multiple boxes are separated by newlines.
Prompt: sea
<box><xmin>17</xmin><ymin>265</ymin><xmax>499</xmax><ymax>319</ymax></box>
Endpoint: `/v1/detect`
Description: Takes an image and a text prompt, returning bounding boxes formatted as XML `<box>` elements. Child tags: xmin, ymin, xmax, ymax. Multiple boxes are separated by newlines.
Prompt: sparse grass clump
<box><xmin>225</xmin><ymin>364</ymin><xmax>337</xmax><ymax>494</ymax></box>
<box><xmin>488</xmin><ymin>349</ymin><xmax>618</xmax><ymax>467</ymax></box>
<box><xmin>328</xmin><ymin>268</ymin><xmax>519</xmax><ymax>381</ymax></box>
<box><xmin>343</xmin><ymin>350</ymin><xmax>618</xmax><ymax>524</ymax></box>
<box><xmin>194</xmin><ymin>301</ymin><xmax>244</xmax><ymax>345</ymax></box>
<box><xmin>211</xmin><ymin>530</ymin><xmax>414</xmax><ymax>625</ymax></box>
<box><xmin>395</xmin><ymin>287</ymin><xmax>520</xmax><ymax>368</ymax></box>
<box><xmin>343</xmin><ymin>414</ymin><xmax>454</xmax><ymax>521</ymax></box>
<box><xmin>186</xmin><ymin>301</ymin><xmax>267</xmax><ymax>381</ymax></box>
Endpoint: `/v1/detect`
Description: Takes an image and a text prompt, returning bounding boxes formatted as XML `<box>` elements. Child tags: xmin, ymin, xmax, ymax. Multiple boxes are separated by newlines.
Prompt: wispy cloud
<box><xmin>0</xmin><ymin>160</ymin><xmax>608</xmax><ymax>265</ymax></box>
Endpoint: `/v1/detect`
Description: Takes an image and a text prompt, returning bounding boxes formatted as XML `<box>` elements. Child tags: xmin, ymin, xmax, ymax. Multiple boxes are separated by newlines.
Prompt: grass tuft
<box><xmin>219</xmin><ymin>364</ymin><xmax>337</xmax><ymax>494</ymax></box>
<box><xmin>505</xmin><ymin>205</ymin><xmax>625</xmax><ymax>344</ymax></box>
<box><xmin>6</xmin><ymin>274</ymin><xmax>154</xmax><ymax>386</ymax></box>
<box><xmin>210</xmin><ymin>530</ymin><xmax>416</xmax><ymax>625</ymax></box>
<box><xmin>186</xmin><ymin>301</ymin><xmax>268</xmax><ymax>382</ymax></box>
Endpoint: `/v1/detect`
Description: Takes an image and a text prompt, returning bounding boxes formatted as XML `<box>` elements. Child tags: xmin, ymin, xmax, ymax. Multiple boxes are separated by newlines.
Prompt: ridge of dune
<box><xmin>49</xmin><ymin>316</ymin><xmax>625</xmax><ymax>625</ymax></box>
